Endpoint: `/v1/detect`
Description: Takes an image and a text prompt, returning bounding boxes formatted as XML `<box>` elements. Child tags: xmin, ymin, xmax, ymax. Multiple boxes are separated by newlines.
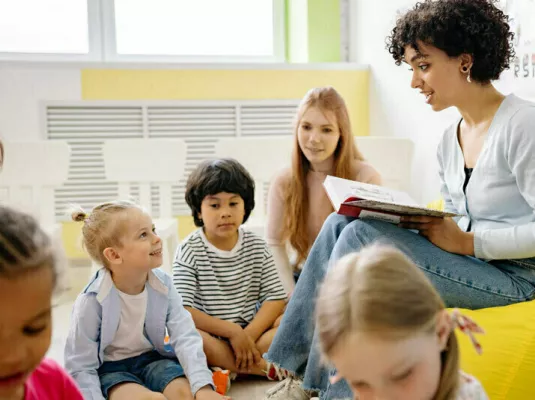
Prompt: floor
<box><xmin>48</xmin><ymin>262</ymin><xmax>277</xmax><ymax>399</ymax></box>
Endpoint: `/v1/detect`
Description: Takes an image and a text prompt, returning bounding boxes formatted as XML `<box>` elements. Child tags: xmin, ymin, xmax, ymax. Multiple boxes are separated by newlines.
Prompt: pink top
<box><xmin>25</xmin><ymin>358</ymin><xmax>83</xmax><ymax>400</ymax></box>
<box><xmin>266</xmin><ymin>159</ymin><xmax>381</xmax><ymax>292</ymax></box>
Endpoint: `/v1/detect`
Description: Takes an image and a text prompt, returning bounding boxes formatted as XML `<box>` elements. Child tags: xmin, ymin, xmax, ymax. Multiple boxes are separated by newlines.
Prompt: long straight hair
<box><xmin>282</xmin><ymin>87</ymin><xmax>364</xmax><ymax>265</ymax></box>
<box><xmin>316</xmin><ymin>245</ymin><xmax>460</xmax><ymax>400</ymax></box>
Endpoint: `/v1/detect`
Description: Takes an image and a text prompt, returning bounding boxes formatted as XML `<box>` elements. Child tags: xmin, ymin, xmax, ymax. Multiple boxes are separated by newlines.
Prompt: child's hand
<box><xmin>242</xmin><ymin>330</ymin><xmax>263</xmax><ymax>366</ymax></box>
<box><xmin>196</xmin><ymin>386</ymin><xmax>231</xmax><ymax>400</ymax></box>
<box><xmin>229</xmin><ymin>325</ymin><xmax>261</xmax><ymax>371</ymax></box>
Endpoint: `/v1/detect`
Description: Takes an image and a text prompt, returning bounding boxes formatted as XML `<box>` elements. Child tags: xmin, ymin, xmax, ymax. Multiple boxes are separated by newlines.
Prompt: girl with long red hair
<box><xmin>266</xmin><ymin>86</ymin><xmax>381</xmax><ymax>292</ymax></box>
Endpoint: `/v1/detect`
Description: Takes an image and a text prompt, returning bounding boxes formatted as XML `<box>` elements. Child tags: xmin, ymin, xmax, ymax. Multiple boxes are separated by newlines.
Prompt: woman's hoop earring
<box><xmin>462</xmin><ymin>66</ymin><xmax>472</xmax><ymax>83</ymax></box>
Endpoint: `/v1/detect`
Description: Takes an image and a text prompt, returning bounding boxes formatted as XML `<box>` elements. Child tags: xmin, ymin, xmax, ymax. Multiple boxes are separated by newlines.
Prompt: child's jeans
<box><xmin>98</xmin><ymin>350</ymin><xmax>185</xmax><ymax>398</ymax></box>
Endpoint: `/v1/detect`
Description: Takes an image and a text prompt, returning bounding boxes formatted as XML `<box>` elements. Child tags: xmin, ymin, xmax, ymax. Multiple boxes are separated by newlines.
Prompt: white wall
<box><xmin>349</xmin><ymin>0</ymin><xmax>521</xmax><ymax>204</ymax></box>
<box><xmin>0</xmin><ymin>67</ymin><xmax>81</xmax><ymax>141</ymax></box>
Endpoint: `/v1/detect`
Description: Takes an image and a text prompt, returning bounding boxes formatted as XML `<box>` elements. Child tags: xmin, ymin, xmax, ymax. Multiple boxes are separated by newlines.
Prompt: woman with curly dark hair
<box><xmin>262</xmin><ymin>1</ymin><xmax>535</xmax><ymax>399</ymax></box>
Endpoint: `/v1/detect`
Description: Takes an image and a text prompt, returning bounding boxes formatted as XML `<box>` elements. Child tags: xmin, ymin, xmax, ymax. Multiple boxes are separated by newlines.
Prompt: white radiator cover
<box><xmin>43</xmin><ymin>100</ymin><xmax>298</xmax><ymax>219</ymax></box>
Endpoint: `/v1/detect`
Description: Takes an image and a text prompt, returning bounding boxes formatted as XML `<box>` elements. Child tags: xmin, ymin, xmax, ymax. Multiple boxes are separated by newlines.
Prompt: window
<box><xmin>0</xmin><ymin>0</ymin><xmax>100</xmax><ymax>61</ymax></box>
<box><xmin>0</xmin><ymin>0</ymin><xmax>285</xmax><ymax>62</ymax></box>
<box><xmin>0</xmin><ymin>0</ymin><xmax>88</xmax><ymax>53</ymax></box>
<box><xmin>113</xmin><ymin>0</ymin><xmax>276</xmax><ymax>58</ymax></box>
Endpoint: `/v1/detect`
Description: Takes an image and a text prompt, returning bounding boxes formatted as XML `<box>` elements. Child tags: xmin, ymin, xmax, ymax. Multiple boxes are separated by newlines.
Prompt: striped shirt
<box><xmin>173</xmin><ymin>227</ymin><xmax>287</xmax><ymax>327</ymax></box>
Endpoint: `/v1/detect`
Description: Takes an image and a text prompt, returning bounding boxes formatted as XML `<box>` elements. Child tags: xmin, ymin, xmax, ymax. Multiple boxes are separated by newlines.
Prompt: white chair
<box><xmin>214</xmin><ymin>136</ymin><xmax>414</xmax><ymax>237</ymax></box>
<box><xmin>0</xmin><ymin>140</ymin><xmax>70</xmax><ymax>240</ymax></box>
<box><xmin>215</xmin><ymin>136</ymin><xmax>293</xmax><ymax>237</ymax></box>
<box><xmin>95</xmin><ymin>138</ymin><xmax>187</xmax><ymax>277</ymax></box>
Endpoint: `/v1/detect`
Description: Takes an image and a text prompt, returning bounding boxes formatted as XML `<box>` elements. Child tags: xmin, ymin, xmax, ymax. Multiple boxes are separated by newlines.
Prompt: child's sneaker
<box><xmin>264</xmin><ymin>361</ymin><xmax>292</xmax><ymax>381</ymax></box>
<box><xmin>263</xmin><ymin>377</ymin><xmax>310</xmax><ymax>400</ymax></box>
<box><xmin>211</xmin><ymin>367</ymin><xmax>235</xmax><ymax>395</ymax></box>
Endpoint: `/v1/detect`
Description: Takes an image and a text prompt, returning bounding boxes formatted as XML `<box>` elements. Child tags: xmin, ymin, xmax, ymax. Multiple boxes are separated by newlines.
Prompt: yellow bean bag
<box><xmin>427</xmin><ymin>198</ymin><xmax>535</xmax><ymax>398</ymax></box>
<box><xmin>454</xmin><ymin>301</ymin><xmax>535</xmax><ymax>399</ymax></box>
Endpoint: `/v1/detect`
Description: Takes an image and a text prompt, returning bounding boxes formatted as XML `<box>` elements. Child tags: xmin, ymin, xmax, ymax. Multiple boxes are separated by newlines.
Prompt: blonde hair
<box><xmin>282</xmin><ymin>87</ymin><xmax>364</xmax><ymax>266</ymax></box>
<box><xmin>71</xmin><ymin>200</ymin><xmax>141</xmax><ymax>267</ymax></box>
<box><xmin>316</xmin><ymin>245</ymin><xmax>459</xmax><ymax>400</ymax></box>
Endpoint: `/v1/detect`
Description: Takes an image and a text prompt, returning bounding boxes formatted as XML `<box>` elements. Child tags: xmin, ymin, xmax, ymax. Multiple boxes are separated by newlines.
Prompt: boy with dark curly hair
<box><xmin>172</xmin><ymin>158</ymin><xmax>288</xmax><ymax>383</ymax></box>
<box><xmin>263</xmin><ymin>1</ymin><xmax>535</xmax><ymax>399</ymax></box>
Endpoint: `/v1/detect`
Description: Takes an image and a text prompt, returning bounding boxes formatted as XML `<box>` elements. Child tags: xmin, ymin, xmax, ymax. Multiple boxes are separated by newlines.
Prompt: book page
<box><xmin>347</xmin><ymin>184</ymin><xmax>394</xmax><ymax>202</ymax></box>
<box><xmin>359</xmin><ymin>210</ymin><xmax>401</xmax><ymax>224</ymax></box>
<box><xmin>347</xmin><ymin>182</ymin><xmax>417</xmax><ymax>206</ymax></box>
<box><xmin>323</xmin><ymin>175</ymin><xmax>418</xmax><ymax>208</ymax></box>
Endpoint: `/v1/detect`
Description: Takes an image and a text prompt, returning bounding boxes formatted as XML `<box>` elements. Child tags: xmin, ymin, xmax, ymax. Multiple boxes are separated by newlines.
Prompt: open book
<box><xmin>323</xmin><ymin>175</ymin><xmax>458</xmax><ymax>224</ymax></box>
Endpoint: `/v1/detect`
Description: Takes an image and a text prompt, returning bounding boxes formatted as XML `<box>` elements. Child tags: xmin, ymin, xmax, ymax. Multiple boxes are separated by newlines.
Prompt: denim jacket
<box><xmin>64</xmin><ymin>268</ymin><xmax>213</xmax><ymax>399</ymax></box>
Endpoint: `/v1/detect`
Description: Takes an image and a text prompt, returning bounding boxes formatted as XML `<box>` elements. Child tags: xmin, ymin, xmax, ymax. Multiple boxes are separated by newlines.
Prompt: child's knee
<box><xmin>164</xmin><ymin>378</ymin><xmax>194</xmax><ymax>400</ymax></box>
<box><xmin>198</xmin><ymin>328</ymin><xmax>210</xmax><ymax>340</ymax></box>
<box><xmin>142</xmin><ymin>393</ymin><xmax>166</xmax><ymax>400</ymax></box>
<box><xmin>171</xmin><ymin>387</ymin><xmax>193</xmax><ymax>400</ymax></box>
<box><xmin>198</xmin><ymin>329</ymin><xmax>216</xmax><ymax>351</ymax></box>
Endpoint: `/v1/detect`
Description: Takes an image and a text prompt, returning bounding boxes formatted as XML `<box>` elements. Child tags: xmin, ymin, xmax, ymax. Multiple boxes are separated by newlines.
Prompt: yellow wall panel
<box><xmin>81</xmin><ymin>69</ymin><xmax>370</xmax><ymax>136</ymax></box>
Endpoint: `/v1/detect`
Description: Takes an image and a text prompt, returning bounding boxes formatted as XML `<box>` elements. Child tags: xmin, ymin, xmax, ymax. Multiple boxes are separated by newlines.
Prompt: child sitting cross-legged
<box><xmin>173</xmin><ymin>158</ymin><xmax>289</xmax><ymax>381</ymax></box>
<box><xmin>65</xmin><ymin>200</ymin><xmax>228</xmax><ymax>400</ymax></box>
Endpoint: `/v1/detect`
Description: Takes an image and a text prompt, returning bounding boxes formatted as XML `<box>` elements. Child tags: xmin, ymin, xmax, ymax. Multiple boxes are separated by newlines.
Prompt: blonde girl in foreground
<box><xmin>316</xmin><ymin>245</ymin><xmax>487</xmax><ymax>400</ymax></box>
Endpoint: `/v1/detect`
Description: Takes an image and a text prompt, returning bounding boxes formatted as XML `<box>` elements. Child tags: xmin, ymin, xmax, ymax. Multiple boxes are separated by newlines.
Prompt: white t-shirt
<box><xmin>457</xmin><ymin>372</ymin><xmax>488</xmax><ymax>400</ymax></box>
<box><xmin>103</xmin><ymin>287</ymin><xmax>154</xmax><ymax>362</ymax></box>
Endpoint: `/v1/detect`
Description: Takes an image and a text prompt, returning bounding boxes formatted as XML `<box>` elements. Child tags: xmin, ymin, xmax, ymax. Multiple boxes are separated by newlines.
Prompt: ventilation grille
<box><xmin>45</xmin><ymin>101</ymin><xmax>298</xmax><ymax>218</ymax></box>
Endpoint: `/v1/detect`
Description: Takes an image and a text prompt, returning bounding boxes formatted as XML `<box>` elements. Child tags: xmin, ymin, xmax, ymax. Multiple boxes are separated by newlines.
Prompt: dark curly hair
<box><xmin>185</xmin><ymin>158</ymin><xmax>255</xmax><ymax>227</ymax></box>
<box><xmin>386</xmin><ymin>0</ymin><xmax>515</xmax><ymax>83</ymax></box>
<box><xmin>0</xmin><ymin>206</ymin><xmax>56</xmax><ymax>283</ymax></box>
